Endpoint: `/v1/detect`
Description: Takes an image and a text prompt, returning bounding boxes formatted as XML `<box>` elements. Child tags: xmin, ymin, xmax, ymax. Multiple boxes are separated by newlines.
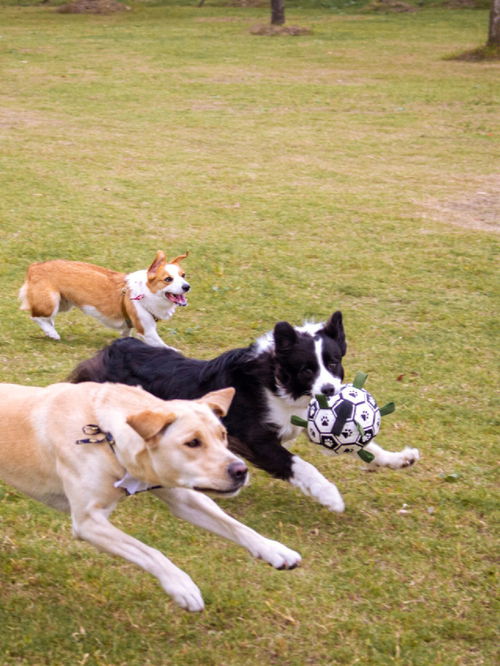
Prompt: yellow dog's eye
<box><xmin>184</xmin><ymin>439</ymin><xmax>201</xmax><ymax>448</ymax></box>
<box><xmin>164</xmin><ymin>276</ymin><xmax>173</xmax><ymax>283</ymax></box>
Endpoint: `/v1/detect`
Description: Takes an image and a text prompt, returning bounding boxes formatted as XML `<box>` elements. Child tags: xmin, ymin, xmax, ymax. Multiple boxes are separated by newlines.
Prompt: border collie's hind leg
<box><xmin>363</xmin><ymin>440</ymin><xmax>420</xmax><ymax>469</ymax></box>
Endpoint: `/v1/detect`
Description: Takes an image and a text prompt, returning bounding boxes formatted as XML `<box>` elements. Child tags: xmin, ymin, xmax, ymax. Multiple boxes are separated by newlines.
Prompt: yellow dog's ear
<box><xmin>127</xmin><ymin>410</ymin><xmax>176</xmax><ymax>442</ymax></box>
<box><xmin>197</xmin><ymin>387</ymin><xmax>235</xmax><ymax>418</ymax></box>
<box><xmin>169</xmin><ymin>251</ymin><xmax>189</xmax><ymax>265</ymax></box>
<box><xmin>147</xmin><ymin>250</ymin><xmax>167</xmax><ymax>278</ymax></box>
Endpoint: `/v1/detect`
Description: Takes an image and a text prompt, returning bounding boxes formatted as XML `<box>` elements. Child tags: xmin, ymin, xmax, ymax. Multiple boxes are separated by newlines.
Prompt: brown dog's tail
<box><xmin>18</xmin><ymin>282</ymin><xmax>30</xmax><ymax>311</ymax></box>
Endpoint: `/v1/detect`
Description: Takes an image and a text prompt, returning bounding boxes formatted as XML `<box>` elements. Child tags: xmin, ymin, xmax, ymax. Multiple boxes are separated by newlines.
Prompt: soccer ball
<box><xmin>290</xmin><ymin>372</ymin><xmax>395</xmax><ymax>461</ymax></box>
<box><xmin>306</xmin><ymin>384</ymin><xmax>381</xmax><ymax>455</ymax></box>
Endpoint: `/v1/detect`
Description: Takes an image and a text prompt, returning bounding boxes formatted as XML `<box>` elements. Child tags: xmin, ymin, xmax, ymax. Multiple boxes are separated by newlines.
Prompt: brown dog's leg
<box><xmin>24</xmin><ymin>283</ymin><xmax>62</xmax><ymax>340</ymax></box>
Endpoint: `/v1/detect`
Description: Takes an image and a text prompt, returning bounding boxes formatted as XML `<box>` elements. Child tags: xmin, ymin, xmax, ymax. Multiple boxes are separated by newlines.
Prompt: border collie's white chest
<box><xmin>263</xmin><ymin>390</ymin><xmax>310</xmax><ymax>443</ymax></box>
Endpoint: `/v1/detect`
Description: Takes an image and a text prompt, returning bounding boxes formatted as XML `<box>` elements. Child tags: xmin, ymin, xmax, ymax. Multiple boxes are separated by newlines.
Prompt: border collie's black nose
<box><xmin>182</xmin><ymin>283</ymin><xmax>190</xmax><ymax>292</ymax></box>
<box><xmin>227</xmin><ymin>461</ymin><xmax>248</xmax><ymax>483</ymax></box>
<box><xmin>321</xmin><ymin>383</ymin><xmax>336</xmax><ymax>397</ymax></box>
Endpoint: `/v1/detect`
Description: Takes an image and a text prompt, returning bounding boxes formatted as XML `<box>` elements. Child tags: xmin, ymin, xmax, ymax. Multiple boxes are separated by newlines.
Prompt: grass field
<box><xmin>0</xmin><ymin>1</ymin><xmax>499</xmax><ymax>664</ymax></box>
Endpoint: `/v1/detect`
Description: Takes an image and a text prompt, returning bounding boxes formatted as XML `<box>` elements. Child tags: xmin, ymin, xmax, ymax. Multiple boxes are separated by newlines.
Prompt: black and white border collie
<box><xmin>70</xmin><ymin>311</ymin><xmax>419</xmax><ymax>512</ymax></box>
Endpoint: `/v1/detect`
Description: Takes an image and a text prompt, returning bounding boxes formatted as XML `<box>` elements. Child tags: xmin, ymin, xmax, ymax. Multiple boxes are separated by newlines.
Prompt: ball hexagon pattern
<box><xmin>307</xmin><ymin>384</ymin><xmax>381</xmax><ymax>455</ymax></box>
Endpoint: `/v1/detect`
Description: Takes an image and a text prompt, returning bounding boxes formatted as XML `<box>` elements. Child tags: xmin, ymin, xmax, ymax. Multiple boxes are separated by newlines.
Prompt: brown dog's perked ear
<box><xmin>197</xmin><ymin>387</ymin><xmax>235</xmax><ymax>418</ymax></box>
<box><xmin>147</xmin><ymin>251</ymin><xmax>167</xmax><ymax>279</ymax></box>
<box><xmin>169</xmin><ymin>252</ymin><xmax>189</xmax><ymax>266</ymax></box>
<box><xmin>127</xmin><ymin>410</ymin><xmax>176</xmax><ymax>443</ymax></box>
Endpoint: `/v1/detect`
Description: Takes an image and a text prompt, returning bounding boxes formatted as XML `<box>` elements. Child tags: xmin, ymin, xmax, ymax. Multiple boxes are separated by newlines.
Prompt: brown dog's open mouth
<box><xmin>166</xmin><ymin>293</ymin><xmax>188</xmax><ymax>306</ymax></box>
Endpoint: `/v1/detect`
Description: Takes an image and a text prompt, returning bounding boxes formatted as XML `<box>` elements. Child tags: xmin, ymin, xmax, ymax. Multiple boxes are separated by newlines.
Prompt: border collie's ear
<box><xmin>274</xmin><ymin>321</ymin><xmax>298</xmax><ymax>353</ymax></box>
<box><xmin>127</xmin><ymin>410</ymin><xmax>176</xmax><ymax>444</ymax></box>
<box><xmin>198</xmin><ymin>387</ymin><xmax>235</xmax><ymax>418</ymax></box>
<box><xmin>147</xmin><ymin>251</ymin><xmax>166</xmax><ymax>279</ymax></box>
<box><xmin>323</xmin><ymin>311</ymin><xmax>347</xmax><ymax>355</ymax></box>
<box><xmin>169</xmin><ymin>252</ymin><xmax>189</xmax><ymax>265</ymax></box>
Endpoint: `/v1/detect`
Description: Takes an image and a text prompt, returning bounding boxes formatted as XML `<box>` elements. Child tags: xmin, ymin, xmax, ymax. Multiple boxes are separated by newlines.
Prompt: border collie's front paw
<box><xmin>381</xmin><ymin>446</ymin><xmax>420</xmax><ymax>469</ymax></box>
<box><xmin>396</xmin><ymin>447</ymin><xmax>420</xmax><ymax>468</ymax></box>
<box><xmin>317</xmin><ymin>485</ymin><xmax>345</xmax><ymax>513</ymax></box>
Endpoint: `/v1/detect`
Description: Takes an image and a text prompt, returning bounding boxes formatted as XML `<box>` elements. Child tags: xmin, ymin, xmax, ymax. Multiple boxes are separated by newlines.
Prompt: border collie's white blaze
<box><xmin>311</xmin><ymin>337</ymin><xmax>343</xmax><ymax>397</ymax></box>
<box><xmin>69</xmin><ymin>310</ymin><xmax>419</xmax><ymax>514</ymax></box>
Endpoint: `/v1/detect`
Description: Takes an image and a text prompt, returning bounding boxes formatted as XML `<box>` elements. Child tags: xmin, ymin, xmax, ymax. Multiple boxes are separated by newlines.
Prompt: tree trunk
<box><xmin>488</xmin><ymin>0</ymin><xmax>500</xmax><ymax>46</ymax></box>
<box><xmin>271</xmin><ymin>0</ymin><xmax>285</xmax><ymax>25</ymax></box>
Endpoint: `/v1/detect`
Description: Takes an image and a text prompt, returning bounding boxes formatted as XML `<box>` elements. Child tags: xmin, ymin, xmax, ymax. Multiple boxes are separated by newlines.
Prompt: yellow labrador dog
<box><xmin>0</xmin><ymin>382</ymin><xmax>300</xmax><ymax>611</ymax></box>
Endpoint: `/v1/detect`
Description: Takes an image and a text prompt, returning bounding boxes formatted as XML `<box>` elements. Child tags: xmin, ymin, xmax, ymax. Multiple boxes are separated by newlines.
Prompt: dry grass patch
<box><xmin>365</xmin><ymin>0</ymin><xmax>417</xmax><ymax>12</ymax></box>
<box><xmin>57</xmin><ymin>0</ymin><xmax>130</xmax><ymax>13</ymax></box>
<box><xmin>448</xmin><ymin>44</ymin><xmax>500</xmax><ymax>61</ymax></box>
<box><xmin>421</xmin><ymin>175</ymin><xmax>500</xmax><ymax>232</ymax></box>
<box><xmin>249</xmin><ymin>23</ymin><xmax>313</xmax><ymax>35</ymax></box>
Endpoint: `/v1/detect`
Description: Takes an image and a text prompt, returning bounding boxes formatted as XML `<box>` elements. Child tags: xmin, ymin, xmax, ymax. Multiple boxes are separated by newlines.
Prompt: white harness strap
<box><xmin>114</xmin><ymin>472</ymin><xmax>161</xmax><ymax>496</ymax></box>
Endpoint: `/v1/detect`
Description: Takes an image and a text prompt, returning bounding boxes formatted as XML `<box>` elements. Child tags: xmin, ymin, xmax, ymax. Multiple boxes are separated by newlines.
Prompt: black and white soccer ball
<box><xmin>306</xmin><ymin>384</ymin><xmax>381</xmax><ymax>455</ymax></box>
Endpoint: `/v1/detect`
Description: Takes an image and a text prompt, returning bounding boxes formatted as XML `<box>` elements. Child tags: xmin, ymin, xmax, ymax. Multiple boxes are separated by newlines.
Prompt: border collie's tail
<box><xmin>68</xmin><ymin>337</ymin><xmax>158</xmax><ymax>384</ymax></box>
<box><xmin>68</xmin><ymin>347</ymin><xmax>109</xmax><ymax>383</ymax></box>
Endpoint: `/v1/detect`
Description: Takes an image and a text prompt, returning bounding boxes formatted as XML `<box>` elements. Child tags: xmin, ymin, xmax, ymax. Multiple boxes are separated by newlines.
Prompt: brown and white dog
<box><xmin>19</xmin><ymin>251</ymin><xmax>190</xmax><ymax>347</ymax></box>
<box><xmin>0</xmin><ymin>382</ymin><xmax>300</xmax><ymax>611</ymax></box>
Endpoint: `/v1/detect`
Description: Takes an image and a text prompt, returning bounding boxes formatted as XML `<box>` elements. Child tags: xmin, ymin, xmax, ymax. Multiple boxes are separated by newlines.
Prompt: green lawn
<box><xmin>0</xmin><ymin>2</ymin><xmax>498</xmax><ymax>664</ymax></box>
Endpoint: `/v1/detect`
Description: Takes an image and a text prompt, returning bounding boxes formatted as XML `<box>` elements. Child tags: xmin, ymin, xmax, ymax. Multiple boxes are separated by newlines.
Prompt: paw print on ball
<box><xmin>358</xmin><ymin>409</ymin><xmax>371</xmax><ymax>423</ymax></box>
<box><xmin>319</xmin><ymin>411</ymin><xmax>335</xmax><ymax>431</ymax></box>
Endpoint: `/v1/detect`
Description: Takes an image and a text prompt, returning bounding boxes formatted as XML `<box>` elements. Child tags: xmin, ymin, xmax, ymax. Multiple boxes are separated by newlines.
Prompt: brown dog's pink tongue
<box><xmin>167</xmin><ymin>293</ymin><xmax>188</xmax><ymax>306</ymax></box>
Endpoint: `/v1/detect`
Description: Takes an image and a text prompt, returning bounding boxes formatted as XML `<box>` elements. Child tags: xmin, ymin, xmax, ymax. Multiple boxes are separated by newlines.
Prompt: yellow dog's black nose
<box><xmin>227</xmin><ymin>461</ymin><xmax>248</xmax><ymax>484</ymax></box>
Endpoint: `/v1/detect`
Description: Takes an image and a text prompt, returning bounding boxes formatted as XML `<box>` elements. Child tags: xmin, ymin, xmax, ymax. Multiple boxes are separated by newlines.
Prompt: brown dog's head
<box><xmin>126</xmin><ymin>387</ymin><xmax>248</xmax><ymax>495</ymax></box>
<box><xmin>146</xmin><ymin>250</ymin><xmax>190</xmax><ymax>307</ymax></box>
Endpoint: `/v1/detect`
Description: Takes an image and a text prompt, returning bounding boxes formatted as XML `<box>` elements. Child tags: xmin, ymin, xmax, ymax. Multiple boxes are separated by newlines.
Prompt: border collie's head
<box><xmin>271</xmin><ymin>311</ymin><xmax>346</xmax><ymax>401</ymax></box>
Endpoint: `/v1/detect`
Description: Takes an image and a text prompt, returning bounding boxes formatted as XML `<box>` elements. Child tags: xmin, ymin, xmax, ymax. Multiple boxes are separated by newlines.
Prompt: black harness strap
<box><xmin>75</xmin><ymin>424</ymin><xmax>162</xmax><ymax>495</ymax></box>
<box><xmin>75</xmin><ymin>424</ymin><xmax>117</xmax><ymax>453</ymax></box>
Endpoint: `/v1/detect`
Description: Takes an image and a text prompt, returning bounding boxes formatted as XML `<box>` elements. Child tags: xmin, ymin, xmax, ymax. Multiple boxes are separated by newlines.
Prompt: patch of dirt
<box><xmin>227</xmin><ymin>0</ymin><xmax>266</xmax><ymax>5</ymax></box>
<box><xmin>57</xmin><ymin>0</ymin><xmax>130</xmax><ymax>14</ymax></box>
<box><xmin>195</xmin><ymin>16</ymin><xmax>253</xmax><ymax>21</ymax></box>
<box><xmin>365</xmin><ymin>0</ymin><xmax>417</xmax><ymax>12</ymax></box>
<box><xmin>0</xmin><ymin>108</ymin><xmax>66</xmax><ymax>130</ymax></box>
<box><xmin>422</xmin><ymin>181</ymin><xmax>500</xmax><ymax>233</ymax></box>
<box><xmin>249</xmin><ymin>24</ymin><xmax>312</xmax><ymax>36</ymax></box>
<box><xmin>444</xmin><ymin>0</ymin><xmax>483</xmax><ymax>7</ymax></box>
<box><xmin>447</xmin><ymin>45</ymin><xmax>500</xmax><ymax>62</ymax></box>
